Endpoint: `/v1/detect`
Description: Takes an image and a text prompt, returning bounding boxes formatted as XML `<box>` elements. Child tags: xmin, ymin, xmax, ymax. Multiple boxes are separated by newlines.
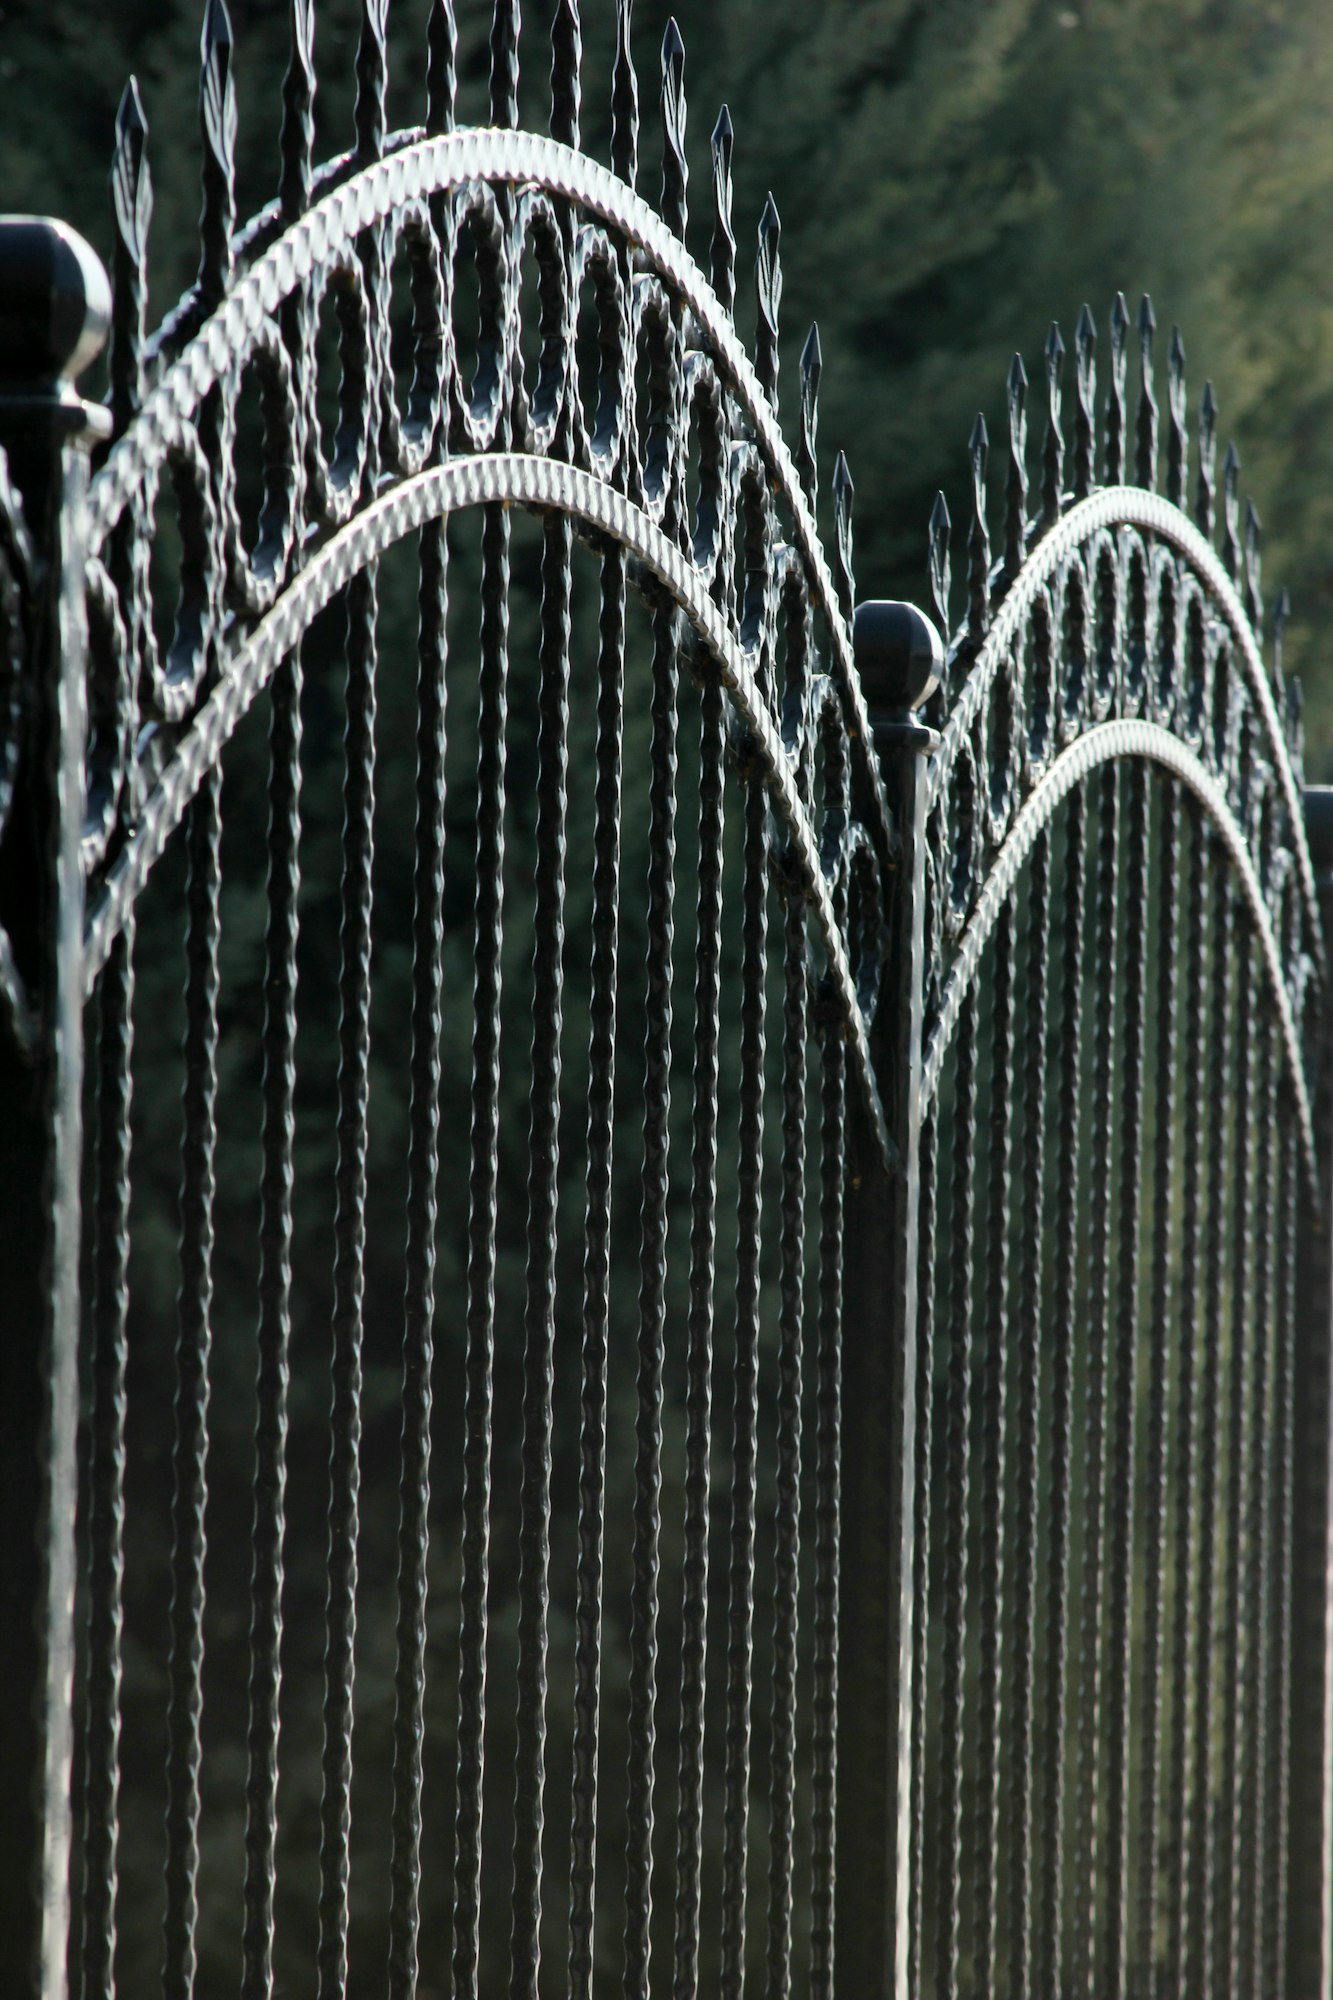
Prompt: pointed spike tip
<box><xmin>1224</xmin><ymin>439</ymin><xmax>1241</xmax><ymax>474</ymax></box>
<box><xmin>1077</xmin><ymin>302</ymin><xmax>1096</xmax><ymax>346</ymax></box>
<box><xmin>1111</xmin><ymin>289</ymin><xmax>1130</xmax><ymax>333</ymax></box>
<box><xmin>931</xmin><ymin>490</ymin><xmax>951</xmax><ymax>534</ymax></box>
<box><xmin>761</xmin><ymin>190</ymin><xmax>781</xmax><ymax>238</ymax></box>
<box><xmin>1246</xmin><ymin>497</ymin><xmax>1261</xmax><ymax>532</ymax></box>
<box><xmin>1202</xmin><ymin>380</ymin><xmax>1218</xmax><ymax>420</ymax></box>
<box><xmin>1046</xmin><ymin>321</ymin><xmax>1065</xmax><ymax>366</ymax></box>
<box><xmin>1138</xmin><ymin>292</ymin><xmax>1156</xmax><ymax>336</ymax></box>
<box><xmin>663</xmin><ymin>15</ymin><xmax>684</xmax><ymax>62</ymax></box>
<box><xmin>203</xmin><ymin>0</ymin><xmax>235</xmax><ymax>52</ymax></box>
<box><xmin>970</xmin><ymin>411</ymin><xmax>989</xmax><ymax>454</ymax></box>
<box><xmin>802</xmin><ymin>321</ymin><xmax>822</xmax><ymax>373</ymax></box>
<box><xmin>1170</xmin><ymin>325</ymin><xmax>1185</xmax><ymax>367</ymax></box>
<box><xmin>834</xmin><ymin>449</ymin><xmax>854</xmax><ymax>497</ymax></box>
<box><xmin>1008</xmin><ymin>351</ymin><xmax>1029</xmax><ymax>394</ymax></box>
<box><xmin>713</xmin><ymin>102</ymin><xmax>732</xmax><ymax>146</ymax></box>
<box><xmin>117</xmin><ymin>74</ymin><xmax>148</xmax><ymax>139</ymax></box>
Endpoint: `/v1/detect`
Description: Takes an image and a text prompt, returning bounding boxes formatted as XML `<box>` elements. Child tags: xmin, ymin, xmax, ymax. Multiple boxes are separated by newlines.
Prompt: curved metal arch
<box><xmin>81</xmin><ymin>449</ymin><xmax>892</xmax><ymax>1168</ymax></box>
<box><xmin>84</xmin><ymin>126</ymin><xmax>893</xmax><ymax>865</ymax></box>
<box><xmin>921</xmin><ymin>717</ymin><xmax>1319</xmax><ymax>1191</ymax></box>
<box><xmin>926</xmin><ymin>485</ymin><xmax>1324</xmax><ymax>972</ymax></box>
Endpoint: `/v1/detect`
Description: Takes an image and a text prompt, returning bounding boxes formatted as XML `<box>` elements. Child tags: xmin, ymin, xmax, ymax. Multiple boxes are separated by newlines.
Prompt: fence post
<box><xmin>836</xmin><ymin>602</ymin><xmax>940</xmax><ymax>2000</ymax></box>
<box><xmin>1293</xmin><ymin>786</ymin><xmax>1333</xmax><ymax>2000</ymax></box>
<box><xmin>0</xmin><ymin>217</ymin><xmax>109</xmax><ymax>1999</ymax></box>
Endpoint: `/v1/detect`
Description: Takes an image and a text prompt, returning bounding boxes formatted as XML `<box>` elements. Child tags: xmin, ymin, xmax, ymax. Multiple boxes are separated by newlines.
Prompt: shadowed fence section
<box><xmin>0</xmin><ymin>7</ymin><xmax>1329</xmax><ymax>2000</ymax></box>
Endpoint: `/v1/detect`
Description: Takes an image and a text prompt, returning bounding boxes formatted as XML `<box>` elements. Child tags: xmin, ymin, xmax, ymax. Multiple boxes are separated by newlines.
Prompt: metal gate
<box><xmin>0</xmin><ymin>5</ymin><xmax>1329</xmax><ymax>1999</ymax></box>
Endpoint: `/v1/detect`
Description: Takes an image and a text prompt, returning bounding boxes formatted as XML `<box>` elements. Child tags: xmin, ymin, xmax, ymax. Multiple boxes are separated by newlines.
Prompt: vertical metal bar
<box><xmin>243</xmin><ymin>647</ymin><xmax>301</xmax><ymax>2000</ymax></box>
<box><xmin>909</xmin><ymin>1092</ymin><xmax>938</xmax><ymax>2000</ymax></box>
<box><xmin>1073</xmin><ymin>760</ymin><xmax>1119</xmax><ymax>1996</ymax></box>
<box><xmin>938</xmin><ymin>984</ymin><xmax>978</xmax><ymax>2000</ymax></box>
<box><xmin>0</xmin><ymin>220</ymin><xmax>107</xmax><ymax>2000</ymax></box>
<box><xmin>454</xmin><ymin>498</ymin><xmax>510</xmax><ymax>2000</ymax></box>
<box><xmin>810</xmin><ymin>989</ymin><xmax>846</xmax><ymax>2000</ymax></box>
<box><xmin>1009</xmin><ymin>824</ymin><xmax>1052</xmax><ymax>2000</ymax></box>
<box><xmin>974</xmin><ymin>897</ymin><xmax>1014</xmax><ymax>2000</ymax></box>
<box><xmin>765</xmin><ymin>839</ymin><xmax>806</xmax><ymax>2000</ymax></box>
<box><xmin>1188</xmin><ymin>846</ymin><xmax>1234</xmax><ymax>2000</ymax></box>
<box><xmin>1104</xmin><ymin>757</ymin><xmax>1148</xmax><ymax>2000</ymax></box>
<box><xmin>568</xmin><ymin>545</ymin><xmax>625</xmax><ymax>2000</ymax></box>
<box><xmin>164</xmin><ymin>764</ymin><xmax>222</xmax><ymax>2000</ymax></box>
<box><xmin>673</xmin><ymin>674</ymin><xmax>724</xmax><ymax>2000</ymax></box>
<box><xmin>510</xmin><ymin>513</ymin><xmax>571</xmax><ymax>1999</ymax></box>
<box><xmin>720</xmin><ymin>707</ymin><xmax>767</xmax><ymax>2000</ymax></box>
<box><xmin>82</xmin><ymin>920</ymin><xmax>134</xmax><ymax>2000</ymax></box>
<box><xmin>1216</xmin><ymin>923</ymin><xmax>1256</xmax><ymax>1997</ymax></box>
<box><xmin>1267</xmin><ymin>1106</ymin><xmax>1298</xmax><ymax>2000</ymax></box>
<box><xmin>623</xmin><ymin>598</ymin><xmax>678</xmax><ymax>1997</ymax></box>
<box><xmin>1038</xmin><ymin>783</ymin><xmax>1088</xmax><ymax>2000</ymax></box>
<box><xmin>1166</xmin><ymin>801</ymin><xmax>1209</xmax><ymax>2000</ymax></box>
<box><xmin>319</xmin><ymin>554</ymin><xmax>377</xmax><ymax>2000</ymax></box>
<box><xmin>389</xmin><ymin>519</ymin><xmax>448</xmax><ymax>2000</ymax></box>
<box><xmin>1241</xmin><ymin>1010</ymin><xmax>1278</xmax><ymax>2000</ymax></box>
<box><xmin>1136</xmin><ymin>777</ymin><xmax>1180</xmax><ymax>1986</ymax></box>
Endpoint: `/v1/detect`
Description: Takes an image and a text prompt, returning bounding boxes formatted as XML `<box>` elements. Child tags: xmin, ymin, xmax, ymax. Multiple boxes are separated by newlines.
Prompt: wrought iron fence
<box><xmin>0</xmin><ymin>5</ymin><xmax>1330</xmax><ymax>2000</ymax></box>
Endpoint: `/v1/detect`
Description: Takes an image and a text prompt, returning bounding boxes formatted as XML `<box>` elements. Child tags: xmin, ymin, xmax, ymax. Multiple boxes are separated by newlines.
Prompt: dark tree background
<box><xmin>3</xmin><ymin>2</ymin><xmax>1330</xmax><ymax>1995</ymax></box>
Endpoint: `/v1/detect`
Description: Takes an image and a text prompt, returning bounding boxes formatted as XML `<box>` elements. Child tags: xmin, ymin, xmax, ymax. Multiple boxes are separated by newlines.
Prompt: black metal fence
<box><xmin>1</xmin><ymin>5</ymin><xmax>1330</xmax><ymax>2000</ymax></box>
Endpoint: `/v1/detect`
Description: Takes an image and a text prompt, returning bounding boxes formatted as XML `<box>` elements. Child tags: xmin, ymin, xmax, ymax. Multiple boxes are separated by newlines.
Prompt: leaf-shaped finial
<box><xmin>929</xmin><ymin>490</ymin><xmax>952</xmax><ymax>646</ymax></box>
<box><xmin>798</xmin><ymin>322</ymin><xmax>821</xmax><ymax>508</ymax></box>
<box><xmin>355</xmin><ymin>0</ymin><xmax>389</xmax><ymax>163</ymax></box>
<box><xmin>280</xmin><ymin>0</ymin><xmax>315</xmax><ymax>219</ymax></box>
<box><xmin>659</xmin><ymin>19</ymin><xmax>687</xmax><ymax>240</ymax></box>
<box><xmin>1073</xmin><ymin>302</ymin><xmax>1097</xmax><ymax>501</ymax></box>
<box><xmin>833</xmin><ymin>450</ymin><xmax>855</xmax><ymax>625</ymax></box>
<box><xmin>612</xmin><ymin>0</ymin><xmax>638</xmax><ymax>190</ymax></box>
<box><xmin>489</xmin><ymin>0</ymin><xmax>520</xmax><ymax>131</ymax></box>
<box><xmin>1040</xmin><ymin>321</ymin><xmax>1065</xmax><ymax>526</ymax></box>
<box><xmin>1135</xmin><ymin>293</ymin><xmax>1157</xmax><ymax>490</ymax></box>
<box><xmin>756</xmin><ymin>193</ymin><xmax>781</xmax><ymax>411</ymax></box>
<box><xmin>1196</xmin><ymin>380</ymin><xmax>1218</xmax><ymax>539</ymax></box>
<box><xmin>1243</xmin><ymin>497</ymin><xmax>1262</xmax><ymax>631</ymax></box>
<box><xmin>710</xmin><ymin>104</ymin><xmax>735</xmax><ymax>317</ymax></box>
<box><xmin>1004</xmin><ymin>352</ymin><xmax>1028</xmax><ymax>581</ymax></box>
<box><xmin>1104</xmin><ymin>289</ymin><xmax>1129</xmax><ymax>485</ymax></box>
<box><xmin>1166</xmin><ymin>325</ymin><xmax>1187</xmax><ymax>508</ymax></box>
<box><xmin>1221</xmin><ymin>439</ymin><xmax>1241</xmax><ymax>580</ymax></box>
<box><xmin>110</xmin><ymin>77</ymin><xmax>152</xmax><ymax>434</ymax></box>
<box><xmin>198</xmin><ymin>0</ymin><xmax>237</xmax><ymax>308</ymax></box>
<box><xmin>968</xmin><ymin>412</ymin><xmax>990</xmax><ymax>649</ymax></box>
<box><xmin>551</xmin><ymin>0</ymin><xmax>580</xmax><ymax>149</ymax></box>
<box><xmin>1272</xmin><ymin>584</ymin><xmax>1290</xmax><ymax>693</ymax></box>
<box><xmin>427</xmin><ymin>0</ymin><xmax>458</xmax><ymax>135</ymax></box>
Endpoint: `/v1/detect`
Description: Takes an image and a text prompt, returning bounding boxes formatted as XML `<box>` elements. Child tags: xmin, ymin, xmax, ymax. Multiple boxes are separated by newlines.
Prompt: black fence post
<box><xmin>836</xmin><ymin>601</ymin><xmax>941</xmax><ymax>2000</ymax></box>
<box><xmin>1293</xmin><ymin>785</ymin><xmax>1333</xmax><ymax>2000</ymax></box>
<box><xmin>0</xmin><ymin>216</ymin><xmax>109</xmax><ymax>1998</ymax></box>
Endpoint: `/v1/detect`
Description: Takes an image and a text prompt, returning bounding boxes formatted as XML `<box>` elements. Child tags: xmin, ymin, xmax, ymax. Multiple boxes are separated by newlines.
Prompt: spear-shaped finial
<box><xmin>1243</xmin><ymin>497</ymin><xmax>1263</xmax><ymax>631</ymax></box>
<box><xmin>279</xmin><ymin>0</ymin><xmax>314</xmax><ymax>220</ymax></box>
<box><xmin>489</xmin><ymin>0</ymin><xmax>520</xmax><ymax>131</ymax></box>
<box><xmin>929</xmin><ymin>490</ymin><xmax>952</xmax><ymax>648</ymax></box>
<box><xmin>550</xmin><ymin>0</ymin><xmax>580</xmax><ymax>148</ymax></box>
<box><xmin>659</xmin><ymin>19</ymin><xmax>686</xmax><ymax>239</ymax></box>
<box><xmin>833</xmin><ymin>450</ymin><xmax>855</xmax><ymax>625</ymax></box>
<box><xmin>427</xmin><ymin>0</ymin><xmax>458</xmax><ymax>135</ymax></box>
<box><xmin>198</xmin><ymin>0</ymin><xmax>237</xmax><ymax>309</ymax></box>
<box><xmin>1166</xmin><ymin>326</ymin><xmax>1187</xmax><ymax>508</ymax></box>
<box><xmin>1105</xmin><ymin>289</ymin><xmax>1129</xmax><ymax>485</ymax></box>
<box><xmin>1004</xmin><ymin>352</ymin><xmax>1028</xmax><ymax>581</ymax></box>
<box><xmin>1135</xmin><ymin>293</ymin><xmax>1157</xmax><ymax>490</ymax></box>
<box><xmin>756</xmin><ymin>193</ymin><xmax>781</xmax><ymax>412</ymax></box>
<box><xmin>1196</xmin><ymin>380</ymin><xmax>1218</xmax><ymax>539</ymax></box>
<box><xmin>1073</xmin><ymin>303</ymin><xmax>1097</xmax><ymax>501</ymax></box>
<box><xmin>355</xmin><ymin>0</ymin><xmax>389</xmax><ymax>163</ymax></box>
<box><xmin>798</xmin><ymin>322</ymin><xmax>821</xmax><ymax>509</ymax></box>
<box><xmin>110</xmin><ymin>76</ymin><xmax>152</xmax><ymax>435</ymax></box>
<box><xmin>1221</xmin><ymin>440</ymin><xmax>1241</xmax><ymax>580</ymax></box>
<box><xmin>710</xmin><ymin>105</ymin><xmax>735</xmax><ymax>317</ymax></box>
<box><xmin>1272</xmin><ymin>584</ymin><xmax>1290</xmax><ymax>693</ymax></box>
<box><xmin>1040</xmin><ymin>321</ymin><xmax>1065</xmax><ymax>526</ymax></box>
<box><xmin>612</xmin><ymin>0</ymin><xmax>638</xmax><ymax>190</ymax></box>
<box><xmin>967</xmin><ymin>413</ymin><xmax>990</xmax><ymax>649</ymax></box>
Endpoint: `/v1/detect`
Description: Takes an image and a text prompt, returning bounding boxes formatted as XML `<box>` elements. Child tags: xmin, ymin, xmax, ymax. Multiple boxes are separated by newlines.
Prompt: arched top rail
<box><xmin>81</xmin><ymin>448</ymin><xmax>892</xmax><ymax>1169</ymax></box>
<box><xmin>925</xmin><ymin>483</ymin><xmax>1324</xmax><ymax>973</ymax></box>
<box><xmin>84</xmin><ymin>126</ymin><xmax>892</xmax><ymax>864</ymax></box>
<box><xmin>922</xmin><ymin>716</ymin><xmax>1319</xmax><ymax>1192</ymax></box>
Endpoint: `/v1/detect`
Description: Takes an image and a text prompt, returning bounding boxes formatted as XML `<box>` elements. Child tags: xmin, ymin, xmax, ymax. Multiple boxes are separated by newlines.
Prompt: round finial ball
<box><xmin>852</xmin><ymin>599</ymin><xmax>944</xmax><ymax>714</ymax></box>
<box><xmin>0</xmin><ymin>217</ymin><xmax>111</xmax><ymax>391</ymax></box>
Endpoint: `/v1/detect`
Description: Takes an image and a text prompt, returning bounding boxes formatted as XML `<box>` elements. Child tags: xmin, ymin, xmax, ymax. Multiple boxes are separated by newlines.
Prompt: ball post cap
<box><xmin>852</xmin><ymin>598</ymin><xmax>943</xmax><ymax>714</ymax></box>
<box><xmin>0</xmin><ymin>217</ymin><xmax>111</xmax><ymax>391</ymax></box>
